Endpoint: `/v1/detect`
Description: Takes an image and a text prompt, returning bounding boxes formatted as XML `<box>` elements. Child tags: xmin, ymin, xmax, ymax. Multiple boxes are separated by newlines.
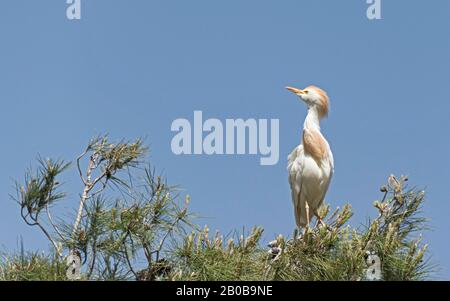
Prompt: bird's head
<box><xmin>286</xmin><ymin>85</ymin><xmax>329</xmax><ymax>118</ymax></box>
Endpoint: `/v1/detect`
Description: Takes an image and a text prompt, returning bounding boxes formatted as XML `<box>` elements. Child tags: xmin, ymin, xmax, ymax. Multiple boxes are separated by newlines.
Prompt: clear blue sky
<box><xmin>0</xmin><ymin>0</ymin><xmax>449</xmax><ymax>279</ymax></box>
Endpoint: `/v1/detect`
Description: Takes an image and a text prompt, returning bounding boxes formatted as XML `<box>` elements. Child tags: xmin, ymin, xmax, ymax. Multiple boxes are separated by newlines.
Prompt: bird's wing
<box><xmin>288</xmin><ymin>145</ymin><xmax>305</xmax><ymax>206</ymax></box>
<box><xmin>288</xmin><ymin>145</ymin><xmax>311</xmax><ymax>227</ymax></box>
<box><xmin>318</xmin><ymin>148</ymin><xmax>335</xmax><ymax>207</ymax></box>
<box><xmin>328</xmin><ymin>147</ymin><xmax>335</xmax><ymax>173</ymax></box>
<box><xmin>288</xmin><ymin>145</ymin><xmax>304</xmax><ymax>201</ymax></box>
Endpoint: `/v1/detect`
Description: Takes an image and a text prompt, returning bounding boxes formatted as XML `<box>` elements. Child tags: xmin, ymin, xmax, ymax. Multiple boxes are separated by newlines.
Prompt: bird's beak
<box><xmin>286</xmin><ymin>86</ymin><xmax>304</xmax><ymax>95</ymax></box>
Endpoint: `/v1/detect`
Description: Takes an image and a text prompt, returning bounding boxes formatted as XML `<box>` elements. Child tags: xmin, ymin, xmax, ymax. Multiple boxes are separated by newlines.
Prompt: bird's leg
<box><xmin>294</xmin><ymin>228</ymin><xmax>302</xmax><ymax>240</ymax></box>
<box><xmin>313</xmin><ymin>209</ymin><xmax>325</xmax><ymax>228</ymax></box>
<box><xmin>305</xmin><ymin>201</ymin><xmax>310</xmax><ymax>231</ymax></box>
<box><xmin>315</xmin><ymin>217</ymin><xmax>324</xmax><ymax>228</ymax></box>
<box><xmin>314</xmin><ymin>209</ymin><xmax>333</xmax><ymax>231</ymax></box>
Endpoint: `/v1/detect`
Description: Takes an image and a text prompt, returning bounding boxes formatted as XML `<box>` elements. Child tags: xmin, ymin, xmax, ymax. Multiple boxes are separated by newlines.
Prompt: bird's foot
<box><xmin>321</xmin><ymin>222</ymin><xmax>334</xmax><ymax>232</ymax></box>
<box><xmin>294</xmin><ymin>227</ymin><xmax>307</xmax><ymax>240</ymax></box>
<box><xmin>315</xmin><ymin>218</ymin><xmax>333</xmax><ymax>232</ymax></box>
<box><xmin>315</xmin><ymin>218</ymin><xmax>326</xmax><ymax>228</ymax></box>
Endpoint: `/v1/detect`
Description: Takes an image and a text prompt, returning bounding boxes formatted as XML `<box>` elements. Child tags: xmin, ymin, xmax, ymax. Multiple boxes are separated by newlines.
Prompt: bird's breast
<box><xmin>301</xmin><ymin>155</ymin><xmax>331</xmax><ymax>181</ymax></box>
<box><xmin>302</xmin><ymin>129</ymin><xmax>330</xmax><ymax>164</ymax></box>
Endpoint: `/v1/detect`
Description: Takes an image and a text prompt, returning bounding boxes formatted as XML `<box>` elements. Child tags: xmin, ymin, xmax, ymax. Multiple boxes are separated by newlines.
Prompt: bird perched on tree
<box><xmin>286</xmin><ymin>85</ymin><xmax>334</xmax><ymax>229</ymax></box>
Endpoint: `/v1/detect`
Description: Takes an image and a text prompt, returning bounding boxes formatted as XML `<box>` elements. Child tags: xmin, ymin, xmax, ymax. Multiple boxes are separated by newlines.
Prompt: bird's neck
<box><xmin>303</xmin><ymin>107</ymin><xmax>321</xmax><ymax>132</ymax></box>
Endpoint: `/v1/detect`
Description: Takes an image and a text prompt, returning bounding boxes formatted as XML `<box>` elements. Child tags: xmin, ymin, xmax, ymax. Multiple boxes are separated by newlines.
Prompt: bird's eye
<box><xmin>304</xmin><ymin>90</ymin><xmax>309</xmax><ymax>94</ymax></box>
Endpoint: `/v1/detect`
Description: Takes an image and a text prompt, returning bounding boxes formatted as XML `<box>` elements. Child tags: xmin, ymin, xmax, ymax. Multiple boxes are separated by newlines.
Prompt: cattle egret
<box><xmin>286</xmin><ymin>85</ymin><xmax>334</xmax><ymax>229</ymax></box>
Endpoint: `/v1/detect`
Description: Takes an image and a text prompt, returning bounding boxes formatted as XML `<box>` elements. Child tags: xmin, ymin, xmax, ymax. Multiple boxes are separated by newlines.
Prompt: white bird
<box><xmin>286</xmin><ymin>85</ymin><xmax>334</xmax><ymax>229</ymax></box>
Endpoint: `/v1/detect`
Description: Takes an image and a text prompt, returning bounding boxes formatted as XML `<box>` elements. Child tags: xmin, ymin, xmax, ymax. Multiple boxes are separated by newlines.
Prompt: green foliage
<box><xmin>70</xmin><ymin>170</ymin><xmax>192</xmax><ymax>280</ymax></box>
<box><xmin>11</xmin><ymin>158</ymin><xmax>70</xmax><ymax>255</ymax></box>
<box><xmin>6</xmin><ymin>136</ymin><xmax>433</xmax><ymax>281</ymax></box>
<box><xmin>172</xmin><ymin>226</ymin><xmax>267</xmax><ymax>281</ymax></box>
<box><xmin>172</xmin><ymin>176</ymin><xmax>432</xmax><ymax>281</ymax></box>
<box><xmin>15</xmin><ymin>158</ymin><xmax>70</xmax><ymax>217</ymax></box>
<box><xmin>10</xmin><ymin>136</ymin><xmax>191</xmax><ymax>281</ymax></box>
<box><xmin>0</xmin><ymin>244</ymin><xmax>65</xmax><ymax>281</ymax></box>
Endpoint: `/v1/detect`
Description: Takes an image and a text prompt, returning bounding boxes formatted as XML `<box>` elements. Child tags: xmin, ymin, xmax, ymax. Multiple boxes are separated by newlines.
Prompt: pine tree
<box><xmin>2</xmin><ymin>136</ymin><xmax>433</xmax><ymax>281</ymax></box>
